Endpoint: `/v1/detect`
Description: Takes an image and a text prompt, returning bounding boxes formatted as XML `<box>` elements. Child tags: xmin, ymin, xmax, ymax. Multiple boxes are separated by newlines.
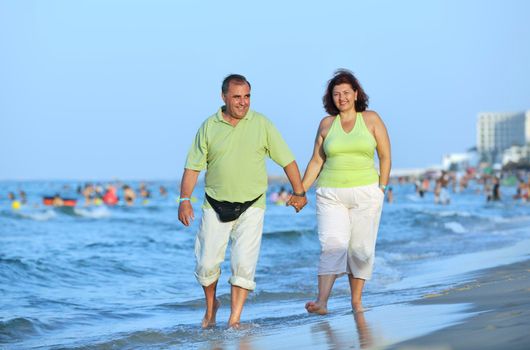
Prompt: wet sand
<box><xmin>389</xmin><ymin>258</ymin><xmax>530</xmax><ymax>350</ymax></box>
<box><xmin>208</xmin><ymin>257</ymin><xmax>530</xmax><ymax>350</ymax></box>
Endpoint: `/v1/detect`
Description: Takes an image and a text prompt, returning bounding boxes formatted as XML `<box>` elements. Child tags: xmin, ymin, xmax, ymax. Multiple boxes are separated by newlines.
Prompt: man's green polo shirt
<box><xmin>185</xmin><ymin>108</ymin><xmax>295</xmax><ymax>209</ymax></box>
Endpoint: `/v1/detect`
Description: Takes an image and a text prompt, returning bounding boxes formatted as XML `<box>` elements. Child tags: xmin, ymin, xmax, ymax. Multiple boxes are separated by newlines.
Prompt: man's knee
<box><xmin>195</xmin><ymin>261</ymin><xmax>221</xmax><ymax>286</ymax></box>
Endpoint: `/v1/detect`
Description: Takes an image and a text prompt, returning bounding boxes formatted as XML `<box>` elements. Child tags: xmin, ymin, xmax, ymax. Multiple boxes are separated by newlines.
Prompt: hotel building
<box><xmin>476</xmin><ymin>110</ymin><xmax>530</xmax><ymax>163</ymax></box>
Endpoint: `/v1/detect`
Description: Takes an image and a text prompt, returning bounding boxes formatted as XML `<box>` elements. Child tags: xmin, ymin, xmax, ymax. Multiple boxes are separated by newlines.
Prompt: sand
<box><xmin>203</xmin><ymin>257</ymin><xmax>530</xmax><ymax>350</ymax></box>
<box><xmin>389</xmin><ymin>258</ymin><xmax>530</xmax><ymax>350</ymax></box>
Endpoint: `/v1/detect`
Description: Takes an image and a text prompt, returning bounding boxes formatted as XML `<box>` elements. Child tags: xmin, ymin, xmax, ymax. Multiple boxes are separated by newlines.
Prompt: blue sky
<box><xmin>1</xmin><ymin>0</ymin><xmax>529</xmax><ymax>180</ymax></box>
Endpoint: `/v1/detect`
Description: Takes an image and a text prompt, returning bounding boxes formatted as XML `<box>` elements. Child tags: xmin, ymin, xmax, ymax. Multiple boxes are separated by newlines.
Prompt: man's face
<box><xmin>222</xmin><ymin>81</ymin><xmax>251</xmax><ymax>119</ymax></box>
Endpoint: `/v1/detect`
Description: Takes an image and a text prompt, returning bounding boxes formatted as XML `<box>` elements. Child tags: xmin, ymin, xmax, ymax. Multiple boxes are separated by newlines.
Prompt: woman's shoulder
<box><xmin>362</xmin><ymin>110</ymin><xmax>381</xmax><ymax>119</ymax></box>
<box><xmin>319</xmin><ymin>115</ymin><xmax>335</xmax><ymax>127</ymax></box>
<box><xmin>361</xmin><ymin>110</ymin><xmax>383</xmax><ymax>125</ymax></box>
<box><xmin>318</xmin><ymin>115</ymin><xmax>335</xmax><ymax>131</ymax></box>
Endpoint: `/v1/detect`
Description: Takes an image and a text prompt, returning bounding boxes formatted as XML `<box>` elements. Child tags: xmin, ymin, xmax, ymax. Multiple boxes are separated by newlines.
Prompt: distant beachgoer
<box><xmin>297</xmin><ymin>69</ymin><xmax>391</xmax><ymax>314</ymax></box>
<box><xmin>386</xmin><ymin>186</ymin><xmax>394</xmax><ymax>203</ymax></box>
<box><xmin>415</xmin><ymin>178</ymin><xmax>424</xmax><ymax>197</ymax></box>
<box><xmin>52</xmin><ymin>194</ymin><xmax>64</xmax><ymax>207</ymax></box>
<box><xmin>8</xmin><ymin>192</ymin><xmax>21</xmax><ymax>210</ymax></box>
<box><xmin>82</xmin><ymin>183</ymin><xmax>94</xmax><ymax>206</ymax></box>
<box><xmin>122</xmin><ymin>185</ymin><xmax>136</xmax><ymax>206</ymax></box>
<box><xmin>522</xmin><ymin>182</ymin><xmax>529</xmax><ymax>202</ymax></box>
<box><xmin>488</xmin><ymin>177</ymin><xmax>501</xmax><ymax>201</ymax></box>
<box><xmin>103</xmin><ymin>185</ymin><xmax>119</xmax><ymax>206</ymax></box>
<box><xmin>178</xmin><ymin>74</ymin><xmax>306</xmax><ymax>328</ymax></box>
<box><xmin>435</xmin><ymin>171</ymin><xmax>450</xmax><ymax>205</ymax></box>
<box><xmin>278</xmin><ymin>186</ymin><xmax>290</xmax><ymax>203</ymax></box>
<box><xmin>93</xmin><ymin>184</ymin><xmax>104</xmax><ymax>206</ymax></box>
<box><xmin>159</xmin><ymin>186</ymin><xmax>168</xmax><ymax>197</ymax></box>
<box><xmin>19</xmin><ymin>190</ymin><xmax>27</xmax><ymax>204</ymax></box>
<box><xmin>421</xmin><ymin>177</ymin><xmax>430</xmax><ymax>194</ymax></box>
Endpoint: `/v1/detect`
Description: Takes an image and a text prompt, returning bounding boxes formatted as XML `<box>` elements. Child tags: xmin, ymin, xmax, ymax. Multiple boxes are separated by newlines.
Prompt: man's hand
<box><xmin>178</xmin><ymin>200</ymin><xmax>195</xmax><ymax>226</ymax></box>
<box><xmin>286</xmin><ymin>194</ymin><xmax>307</xmax><ymax>213</ymax></box>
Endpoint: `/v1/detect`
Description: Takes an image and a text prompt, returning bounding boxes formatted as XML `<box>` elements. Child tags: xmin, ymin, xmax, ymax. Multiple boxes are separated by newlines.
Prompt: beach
<box><xmin>1</xmin><ymin>180</ymin><xmax>530</xmax><ymax>349</ymax></box>
<box><xmin>391</xmin><ymin>258</ymin><xmax>530</xmax><ymax>350</ymax></box>
<box><xmin>232</xmin><ymin>249</ymin><xmax>530</xmax><ymax>350</ymax></box>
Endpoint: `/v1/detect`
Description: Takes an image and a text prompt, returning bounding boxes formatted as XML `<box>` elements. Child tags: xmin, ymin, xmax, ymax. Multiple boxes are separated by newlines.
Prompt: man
<box><xmin>178</xmin><ymin>74</ymin><xmax>307</xmax><ymax>328</ymax></box>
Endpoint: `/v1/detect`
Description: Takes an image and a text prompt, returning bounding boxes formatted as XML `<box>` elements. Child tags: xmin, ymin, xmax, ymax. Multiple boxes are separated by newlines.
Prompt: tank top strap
<box><xmin>328</xmin><ymin>115</ymin><xmax>341</xmax><ymax>134</ymax></box>
<box><xmin>356</xmin><ymin>112</ymin><xmax>365</xmax><ymax>127</ymax></box>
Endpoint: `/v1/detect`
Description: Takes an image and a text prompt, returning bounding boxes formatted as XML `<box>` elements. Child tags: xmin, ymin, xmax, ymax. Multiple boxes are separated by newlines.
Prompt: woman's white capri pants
<box><xmin>316</xmin><ymin>184</ymin><xmax>384</xmax><ymax>280</ymax></box>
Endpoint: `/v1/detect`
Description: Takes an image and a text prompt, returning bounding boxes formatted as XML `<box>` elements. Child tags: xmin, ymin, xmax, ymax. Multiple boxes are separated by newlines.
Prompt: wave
<box><xmin>0</xmin><ymin>317</ymin><xmax>45</xmax><ymax>343</ymax></box>
<box><xmin>14</xmin><ymin>209</ymin><xmax>57</xmax><ymax>221</ymax></box>
<box><xmin>262</xmin><ymin>229</ymin><xmax>314</xmax><ymax>237</ymax></box>
<box><xmin>161</xmin><ymin>290</ymin><xmax>313</xmax><ymax>310</ymax></box>
<box><xmin>73</xmin><ymin>207</ymin><xmax>111</xmax><ymax>218</ymax></box>
<box><xmin>444</xmin><ymin>221</ymin><xmax>468</xmax><ymax>234</ymax></box>
<box><xmin>65</xmin><ymin>323</ymin><xmax>262</xmax><ymax>350</ymax></box>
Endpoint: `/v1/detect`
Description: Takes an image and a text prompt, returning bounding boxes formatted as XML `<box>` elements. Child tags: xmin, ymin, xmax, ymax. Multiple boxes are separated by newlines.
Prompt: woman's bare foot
<box><xmin>305</xmin><ymin>301</ymin><xmax>328</xmax><ymax>315</ymax></box>
<box><xmin>201</xmin><ymin>299</ymin><xmax>220</xmax><ymax>328</ymax></box>
<box><xmin>227</xmin><ymin>321</ymin><xmax>241</xmax><ymax>329</ymax></box>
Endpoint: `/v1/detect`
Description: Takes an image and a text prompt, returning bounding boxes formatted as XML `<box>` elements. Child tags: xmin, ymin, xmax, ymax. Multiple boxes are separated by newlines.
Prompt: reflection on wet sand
<box><xmin>354</xmin><ymin>312</ymin><xmax>374</xmax><ymax>349</ymax></box>
<box><xmin>206</xmin><ymin>331</ymin><xmax>255</xmax><ymax>350</ymax></box>
<box><xmin>311</xmin><ymin>311</ymin><xmax>374</xmax><ymax>350</ymax></box>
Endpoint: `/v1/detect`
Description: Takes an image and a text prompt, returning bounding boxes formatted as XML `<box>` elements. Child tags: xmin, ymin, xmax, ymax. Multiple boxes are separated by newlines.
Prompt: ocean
<box><xmin>1</xmin><ymin>180</ymin><xmax>530</xmax><ymax>349</ymax></box>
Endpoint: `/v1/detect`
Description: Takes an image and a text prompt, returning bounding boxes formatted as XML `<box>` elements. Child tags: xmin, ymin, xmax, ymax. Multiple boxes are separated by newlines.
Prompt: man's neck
<box><xmin>222</xmin><ymin>112</ymin><xmax>242</xmax><ymax>127</ymax></box>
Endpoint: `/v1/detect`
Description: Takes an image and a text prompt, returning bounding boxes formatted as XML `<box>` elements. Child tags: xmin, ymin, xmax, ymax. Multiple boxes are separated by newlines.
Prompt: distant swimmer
<box><xmin>19</xmin><ymin>190</ymin><xmax>27</xmax><ymax>204</ymax></box>
<box><xmin>139</xmin><ymin>184</ymin><xmax>151</xmax><ymax>205</ymax></box>
<box><xmin>386</xmin><ymin>186</ymin><xmax>394</xmax><ymax>203</ymax></box>
<box><xmin>102</xmin><ymin>185</ymin><xmax>119</xmax><ymax>206</ymax></box>
<box><xmin>82</xmin><ymin>183</ymin><xmax>94</xmax><ymax>206</ymax></box>
<box><xmin>122</xmin><ymin>185</ymin><xmax>136</xmax><ymax>206</ymax></box>
<box><xmin>435</xmin><ymin>171</ymin><xmax>450</xmax><ymax>205</ymax></box>
<box><xmin>8</xmin><ymin>192</ymin><xmax>21</xmax><ymax>210</ymax></box>
<box><xmin>52</xmin><ymin>194</ymin><xmax>64</xmax><ymax>207</ymax></box>
<box><xmin>487</xmin><ymin>176</ymin><xmax>501</xmax><ymax>202</ymax></box>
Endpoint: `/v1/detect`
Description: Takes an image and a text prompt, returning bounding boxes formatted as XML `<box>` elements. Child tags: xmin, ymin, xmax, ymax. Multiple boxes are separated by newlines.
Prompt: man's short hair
<box><xmin>222</xmin><ymin>74</ymin><xmax>251</xmax><ymax>94</ymax></box>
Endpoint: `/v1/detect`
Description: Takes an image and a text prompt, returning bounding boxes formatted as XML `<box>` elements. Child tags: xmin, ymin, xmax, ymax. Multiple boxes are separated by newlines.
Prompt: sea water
<box><xmin>1</xmin><ymin>180</ymin><xmax>529</xmax><ymax>349</ymax></box>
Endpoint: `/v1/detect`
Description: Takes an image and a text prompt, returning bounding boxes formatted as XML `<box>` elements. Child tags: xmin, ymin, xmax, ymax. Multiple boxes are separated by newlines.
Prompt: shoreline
<box><xmin>388</xmin><ymin>258</ymin><xmax>530</xmax><ymax>350</ymax></box>
<box><xmin>205</xmin><ymin>244</ymin><xmax>530</xmax><ymax>350</ymax></box>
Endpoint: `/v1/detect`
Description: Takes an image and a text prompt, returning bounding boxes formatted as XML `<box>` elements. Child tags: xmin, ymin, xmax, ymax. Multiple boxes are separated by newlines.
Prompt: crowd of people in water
<box><xmin>3</xmin><ymin>169</ymin><xmax>530</xmax><ymax>211</ymax></box>
<box><xmin>406</xmin><ymin>168</ymin><xmax>529</xmax><ymax>205</ymax></box>
<box><xmin>3</xmin><ymin>182</ymin><xmax>174</xmax><ymax>210</ymax></box>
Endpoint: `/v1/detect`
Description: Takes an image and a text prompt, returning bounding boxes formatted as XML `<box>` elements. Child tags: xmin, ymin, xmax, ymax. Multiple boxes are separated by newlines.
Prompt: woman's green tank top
<box><xmin>317</xmin><ymin>112</ymin><xmax>379</xmax><ymax>188</ymax></box>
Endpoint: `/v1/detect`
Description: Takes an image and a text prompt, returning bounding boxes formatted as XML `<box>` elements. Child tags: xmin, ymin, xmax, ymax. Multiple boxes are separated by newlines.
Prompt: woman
<box><xmin>298</xmin><ymin>69</ymin><xmax>391</xmax><ymax>314</ymax></box>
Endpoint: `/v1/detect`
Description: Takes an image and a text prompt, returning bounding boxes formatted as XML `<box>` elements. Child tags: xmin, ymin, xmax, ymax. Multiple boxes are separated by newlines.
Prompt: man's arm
<box><xmin>283</xmin><ymin>161</ymin><xmax>307</xmax><ymax>212</ymax></box>
<box><xmin>178</xmin><ymin>168</ymin><xmax>200</xmax><ymax>226</ymax></box>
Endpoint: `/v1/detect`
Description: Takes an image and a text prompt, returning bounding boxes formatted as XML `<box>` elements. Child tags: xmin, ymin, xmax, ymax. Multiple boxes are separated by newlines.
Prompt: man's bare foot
<box><xmin>352</xmin><ymin>302</ymin><xmax>366</xmax><ymax>313</ymax></box>
<box><xmin>201</xmin><ymin>299</ymin><xmax>220</xmax><ymax>328</ymax></box>
<box><xmin>305</xmin><ymin>301</ymin><xmax>328</xmax><ymax>315</ymax></box>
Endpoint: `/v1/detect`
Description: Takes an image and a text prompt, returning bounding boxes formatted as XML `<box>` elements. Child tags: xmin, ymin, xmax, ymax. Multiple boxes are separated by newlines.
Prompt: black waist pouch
<box><xmin>205</xmin><ymin>193</ymin><xmax>262</xmax><ymax>222</ymax></box>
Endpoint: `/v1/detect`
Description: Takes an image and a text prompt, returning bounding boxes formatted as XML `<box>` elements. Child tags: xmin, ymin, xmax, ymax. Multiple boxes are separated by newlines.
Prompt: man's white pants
<box><xmin>194</xmin><ymin>207</ymin><xmax>265</xmax><ymax>291</ymax></box>
<box><xmin>316</xmin><ymin>184</ymin><xmax>384</xmax><ymax>280</ymax></box>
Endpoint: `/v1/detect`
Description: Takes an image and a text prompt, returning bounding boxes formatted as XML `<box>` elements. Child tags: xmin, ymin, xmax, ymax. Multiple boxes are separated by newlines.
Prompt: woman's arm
<box><xmin>371</xmin><ymin>112</ymin><xmax>391</xmax><ymax>189</ymax></box>
<box><xmin>301</xmin><ymin>117</ymin><xmax>332</xmax><ymax>191</ymax></box>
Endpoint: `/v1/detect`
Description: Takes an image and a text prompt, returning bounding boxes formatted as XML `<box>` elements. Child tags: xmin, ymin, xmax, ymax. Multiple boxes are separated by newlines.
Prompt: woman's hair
<box><xmin>323</xmin><ymin>69</ymin><xmax>369</xmax><ymax>115</ymax></box>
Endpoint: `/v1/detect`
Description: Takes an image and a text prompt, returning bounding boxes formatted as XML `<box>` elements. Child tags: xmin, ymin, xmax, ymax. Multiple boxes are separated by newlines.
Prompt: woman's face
<box><xmin>332</xmin><ymin>83</ymin><xmax>357</xmax><ymax>113</ymax></box>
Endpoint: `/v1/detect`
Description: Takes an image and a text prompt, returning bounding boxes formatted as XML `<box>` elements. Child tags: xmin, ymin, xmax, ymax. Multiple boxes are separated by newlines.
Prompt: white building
<box><xmin>502</xmin><ymin>144</ymin><xmax>530</xmax><ymax>166</ymax></box>
<box><xmin>476</xmin><ymin>110</ymin><xmax>530</xmax><ymax>162</ymax></box>
<box><xmin>442</xmin><ymin>151</ymin><xmax>478</xmax><ymax>171</ymax></box>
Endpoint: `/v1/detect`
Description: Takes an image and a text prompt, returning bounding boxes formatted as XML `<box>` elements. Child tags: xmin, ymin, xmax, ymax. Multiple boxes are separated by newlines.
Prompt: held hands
<box><xmin>178</xmin><ymin>200</ymin><xmax>195</xmax><ymax>226</ymax></box>
<box><xmin>286</xmin><ymin>193</ymin><xmax>307</xmax><ymax>213</ymax></box>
